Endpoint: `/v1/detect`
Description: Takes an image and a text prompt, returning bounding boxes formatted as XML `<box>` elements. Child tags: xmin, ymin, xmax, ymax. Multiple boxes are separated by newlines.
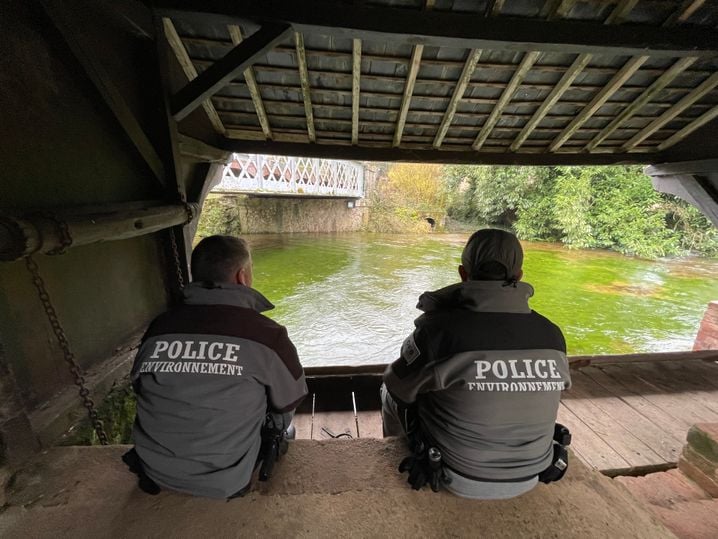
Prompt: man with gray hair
<box><xmin>382</xmin><ymin>229</ymin><xmax>571</xmax><ymax>499</ymax></box>
<box><xmin>125</xmin><ymin>235</ymin><xmax>307</xmax><ymax>499</ymax></box>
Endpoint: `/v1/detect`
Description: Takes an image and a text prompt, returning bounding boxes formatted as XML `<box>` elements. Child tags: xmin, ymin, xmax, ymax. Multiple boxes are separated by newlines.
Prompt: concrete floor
<box><xmin>1</xmin><ymin>439</ymin><xmax>675</xmax><ymax>538</ymax></box>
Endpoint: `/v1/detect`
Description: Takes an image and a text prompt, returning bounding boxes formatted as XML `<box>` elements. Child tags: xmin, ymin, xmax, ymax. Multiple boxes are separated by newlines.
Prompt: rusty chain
<box><xmin>168</xmin><ymin>227</ymin><xmax>186</xmax><ymax>291</ymax></box>
<box><xmin>24</xmin><ymin>256</ymin><xmax>109</xmax><ymax>445</ymax></box>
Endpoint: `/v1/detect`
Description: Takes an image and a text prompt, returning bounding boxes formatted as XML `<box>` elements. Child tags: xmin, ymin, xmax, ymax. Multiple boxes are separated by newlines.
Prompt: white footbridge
<box><xmin>215</xmin><ymin>154</ymin><xmax>364</xmax><ymax>198</ymax></box>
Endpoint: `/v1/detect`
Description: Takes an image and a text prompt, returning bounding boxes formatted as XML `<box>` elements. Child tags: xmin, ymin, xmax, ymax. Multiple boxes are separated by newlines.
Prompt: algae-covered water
<box><xmin>245</xmin><ymin>233</ymin><xmax>717</xmax><ymax>367</ymax></box>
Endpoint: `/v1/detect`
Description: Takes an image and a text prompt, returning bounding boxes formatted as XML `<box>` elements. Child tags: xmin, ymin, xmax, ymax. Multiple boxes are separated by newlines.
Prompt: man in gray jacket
<box><xmin>127</xmin><ymin>235</ymin><xmax>307</xmax><ymax>499</ymax></box>
<box><xmin>382</xmin><ymin>229</ymin><xmax>571</xmax><ymax>499</ymax></box>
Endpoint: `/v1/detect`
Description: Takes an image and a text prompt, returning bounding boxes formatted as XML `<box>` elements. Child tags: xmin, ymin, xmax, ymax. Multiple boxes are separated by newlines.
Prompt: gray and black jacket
<box><xmin>384</xmin><ymin>280</ymin><xmax>571</xmax><ymax>482</ymax></box>
<box><xmin>131</xmin><ymin>282</ymin><xmax>307</xmax><ymax>499</ymax></box>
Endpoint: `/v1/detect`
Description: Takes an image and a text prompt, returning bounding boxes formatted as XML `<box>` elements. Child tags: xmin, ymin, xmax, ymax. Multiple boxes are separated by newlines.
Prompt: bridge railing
<box><xmin>216</xmin><ymin>154</ymin><xmax>364</xmax><ymax>198</ymax></box>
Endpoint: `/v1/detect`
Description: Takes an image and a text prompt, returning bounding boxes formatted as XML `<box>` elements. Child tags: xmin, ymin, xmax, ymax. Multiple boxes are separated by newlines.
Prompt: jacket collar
<box><xmin>417</xmin><ymin>280</ymin><xmax>534</xmax><ymax>314</ymax></box>
<box><xmin>182</xmin><ymin>282</ymin><xmax>274</xmax><ymax>313</ymax></box>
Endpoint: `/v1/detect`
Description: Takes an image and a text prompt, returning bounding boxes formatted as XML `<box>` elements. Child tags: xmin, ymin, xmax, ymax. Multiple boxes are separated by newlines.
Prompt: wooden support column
<box><xmin>432</xmin><ymin>49</ymin><xmax>481</xmax><ymax>149</ymax></box>
<box><xmin>41</xmin><ymin>0</ymin><xmax>166</xmax><ymax>187</ymax></box>
<box><xmin>548</xmin><ymin>56</ymin><xmax>648</xmax><ymax>152</ymax></box>
<box><xmin>171</xmin><ymin>23</ymin><xmax>292</xmax><ymax>121</ymax></box>
<box><xmin>162</xmin><ymin>19</ymin><xmax>226</xmax><ymax>135</ymax></box>
<box><xmin>585</xmin><ymin>56</ymin><xmax>698</xmax><ymax>152</ymax></box>
<box><xmin>295</xmin><ymin>32</ymin><xmax>316</xmax><ymax>142</ymax></box>
<box><xmin>228</xmin><ymin>25</ymin><xmax>272</xmax><ymax>140</ymax></box>
<box><xmin>473</xmin><ymin>51</ymin><xmax>540</xmax><ymax>151</ymax></box>
<box><xmin>623</xmin><ymin>72</ymin><xmax>718</xmax><ymax>150</ymax></box>
<box><xmin>352</xmin><ymin>38</ymin><xmax>362</xmax><ymax>145</ymax></box>
<box><xmin>657</xmin><ymin>105</ymin><xmax>718</xmax><ymax>151</ymax></box>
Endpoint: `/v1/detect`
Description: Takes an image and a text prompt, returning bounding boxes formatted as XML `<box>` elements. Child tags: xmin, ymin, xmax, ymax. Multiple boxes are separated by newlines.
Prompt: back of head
<box><xmin>191</xmin><ymin>235</ymin><xmax>251</xmax><ymax>284</ymax></box>
<box><xmin>461</xmin><ymin>229</ymin><xmax>523</xmax><ymax>282</ymax></box>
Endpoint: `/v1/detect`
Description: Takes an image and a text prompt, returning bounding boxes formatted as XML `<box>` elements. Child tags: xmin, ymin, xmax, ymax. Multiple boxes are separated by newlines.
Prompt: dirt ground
<box><xmin>0</xmin><ymin>439</ymin><xmax>675</xmax><ymax>538</ymax></box>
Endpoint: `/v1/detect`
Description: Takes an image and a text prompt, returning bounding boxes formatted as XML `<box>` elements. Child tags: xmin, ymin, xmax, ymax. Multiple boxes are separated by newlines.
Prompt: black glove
<box><xmin>398</xmin><ymin>445</ymin><xmax>447</xmax><ymax>492</ymax></box>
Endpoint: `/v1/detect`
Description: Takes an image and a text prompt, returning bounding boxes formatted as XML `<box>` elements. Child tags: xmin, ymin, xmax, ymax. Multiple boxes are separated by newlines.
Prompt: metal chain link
<box><xmin>24</xmin><ymin>256</ymin><xmax>109</xmax><ymax>445</ymax></box>
<box><xmin>168</xmin><ymin>227</ymin><xmax>186</xmax><ymax>290</ymax></box>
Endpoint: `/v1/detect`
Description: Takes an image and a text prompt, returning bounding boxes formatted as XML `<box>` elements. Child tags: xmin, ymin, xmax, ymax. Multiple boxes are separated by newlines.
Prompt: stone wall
<box><xmin>198</xmin><ymin>194</ymin><xmax>367</xmax><ymax>236</ymax></box>
<box><xmin>694</xmin><ymin>301</ymin><xmax>718</xmax><ymax>350</ymax></box>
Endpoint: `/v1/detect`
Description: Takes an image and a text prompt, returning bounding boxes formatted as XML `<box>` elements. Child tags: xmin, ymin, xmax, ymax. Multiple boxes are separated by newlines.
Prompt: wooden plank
<box><xmin>432</xmin><ymin>49</ymin><xmax>482</xmax><ymax>148</ymax></box>
<box><xmin>604</xmin><ymin>0</ymin><xmax>640</xmax><ymax>24</ymax></box>
<box><xmin>352</xmin><ymin>38</ymin><xmax>362</xmax><ymax>145</ymax></box>
<box><xmin>662</xmin><ymin>0</ymin><xmax>706</xmax><ymax>27</ymax></box>
<box><xmin>563</xmin><ymin>382</ymin><xmax>666</xmax><ymax>468</ymax></box>
<box><xmin>294</xmin><ymin>32</ymin><xmax>316</xmax><ymax>143</ymax></box>
<box><xmin>155</xmin><ymin>0</ymin><xmax>718</xmax><ymax>57</ymax></box>
<box><xmin>548</xmin><ymin>56</ymin><xmax>649</xmax><ymax>152</ymax></box>
<box><xmin>598</xmin><ymin>364</ymin><xmax>718</xmax><ymax>426</ymax></box>
<box><xmin>570</xmin><ymin>350</ymin><xmax>718</xmax><ymax>369</ymax></box>
<box><xmin>393</xmin><ymin>44</ymin><xmax>423</xmax><ymax>147</ymax></box>
<box><xmin>473</xmin><ymin>51</ymin><xmax>541</xmax><ymax>151</ymax></box>
<box><xmin>547</xmin><ymin>0</ymin><xmax>577</xmax><ymax>21</ymax></box>
<box><xmin>41</xmin><ymin>0</ymin><xmax>166</xmax><ymax>187</ymax></box>
<box><xmin>623</xmin><ymin>71</ymin><xmax>718</xmax><ymax>150</ymax></box>
<box><xmin>162</xmin><ymin>19</ymin><xmax>225</xmax><ymax>135</ymax></box>
<box><xmin>487</xmin><ymin>0</ymin><xmax>506</xmax><ymax>17</ymax></box>
<box><xmin>566</xmin><ymin>371</ymin><xmax>683</xmax><ymax>462</ymax></box>
<box><xmin>171</xmin><ymin>23</ymin><xmax>292</xmax><ymax>121</ymax></box>
<box><xmin>582</xmin><ymin>366</ymin><xmax>693</xmax><ymax>444</ymax></box>
<box><xmin>557</xmin><ymin>403</ymin><xmax>631</xmax><ymax>471</ymax></box>
<box><xmin>658</xmin><ymin>105</ymin><xmax>718</xmax><ymax>151</ymax></box>
<box><xmin>510</xmin><ymin>53</ymin><xmax>591</xmax><ymax>151</ymax></box>
<box><xmin>227</xmin><ymin>25</ymin><xmax>272</xmax><ymax>140</ymax></box>
<box><xmin>586</xmin><ymin>56</ymin><xmax>698</xmax><ymax>151</ymax></box>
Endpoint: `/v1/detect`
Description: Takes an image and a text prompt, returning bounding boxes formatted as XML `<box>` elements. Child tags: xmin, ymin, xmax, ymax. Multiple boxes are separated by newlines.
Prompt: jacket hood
<box><xmin>417</xmin><ymin>280</ymin><xmax>534</xmax><ymax>314</ymax></box>
<box><xmin>182</xmin><ymin>282</ymin><xmax>275</xmax><ymax>313</ymax></box>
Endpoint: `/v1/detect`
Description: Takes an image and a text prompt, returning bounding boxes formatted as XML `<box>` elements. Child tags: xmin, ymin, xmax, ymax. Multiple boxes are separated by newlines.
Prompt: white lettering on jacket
<box><xmin>474</xmin><ymin>359</ymin><xmax>563</xmax><ymax>381</ymax></box>
<box><xmin>141</xmin><ymin>340</ymin><xmax>244</xmax><ymax>376</ymax></box>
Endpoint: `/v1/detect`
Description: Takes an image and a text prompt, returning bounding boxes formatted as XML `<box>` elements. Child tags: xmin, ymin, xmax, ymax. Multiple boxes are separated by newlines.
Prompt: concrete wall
<box><xmin>198</xmin><ymin>195</ymin><xmax>367</xmax><ymax>236</ymax></box>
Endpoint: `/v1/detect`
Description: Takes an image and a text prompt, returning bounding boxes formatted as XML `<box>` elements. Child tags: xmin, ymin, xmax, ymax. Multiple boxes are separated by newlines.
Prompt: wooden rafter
<box><xmin>41</xmin><ymin>0</ymin><xmax>166</xmax><ymax>187</ymax></box>
<box><xmin>623</xmin><ymin>72</ymin><xmax>718</xmax><ymax>151</ymax></box>
<box><xmin>548</xmin><ymin>55</ymin><xmax>648</xmax><ymax>152</ymax></box>
<box><xmin>163</xmin><ymin>19</ymin><xmax>226</xmax><ymax>135</ymax></box>
<box><xmin>547</xmin><ymin>0</ymin><xmax>577</xmax><ymax>21</ymax></box>
<box><xmin>228</xmin><ymin>25</ymin><xmax>272</xmax><ymax>140</ymax></box>
<box><xmin>473</xmin><ymin>51</ymin><xmax>540</xmax><ymax>151</ymax></box>
<box><xmin>510</xmin><ymin>53</ymin><xmax>592</xmax><ymax>151</ymax></box>
<box><xmin>432</xmin><ymin>49</ymin><xmax>482</xmax><ymax>149</ymax></box>
<box><xmin>657</xmin><ymin>105</ymin><xmax>718</xmax><ymax>151</ymax></box>
<box><xmin>605</xmin><ymin>0</ymin><xmax>640</xmax><ymax>24</ymax></box>
<box><xmin>171</xmin><ymin>23</ymin><xmax>292</xmax><ymax>121</ymax></box>
<box><xmin>486</xmin><ymin>0</ymin><xmax>505</xmax><ymax>17</ymax></box>
<box><xmin>155</xmin><ymin>0</ymin><xmax>718</xmax><ymax>57</ymax></box>
<box><xmin>393</xmin><ymin>44</ymin><xmax>423</xmax><ymax>147</ymax></box>
<box><xmin>352</xmin><ymin>38</ymin><xmax>361</xmax><ymax>145</ymax></box>
<box><xmin>294</xmin><ymin>32</ymin><xmax>316</xmax><ymax>143</ymax></box>
<box><xmin>662</xmin><ymin>0</ymin><xmax>706</xmax><ymax>27</ymax></box>
<box><xmin>585</xmin><ymin>56</ymin><xmax>698</xmax><ymax>152</ymax></box>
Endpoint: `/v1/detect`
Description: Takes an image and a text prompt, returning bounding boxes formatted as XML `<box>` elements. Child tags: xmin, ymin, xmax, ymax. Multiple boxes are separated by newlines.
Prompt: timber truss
<box><xmin>155</xmin><ymin>0</ymin><xmax>718</xmax><ymax>165</ymax></box>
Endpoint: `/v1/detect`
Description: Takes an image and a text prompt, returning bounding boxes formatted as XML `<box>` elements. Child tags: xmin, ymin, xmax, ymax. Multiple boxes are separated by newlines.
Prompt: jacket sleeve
<box><xmin>382</xmin><ymin>324</ymin><xmax>440</xmax><ymax>405</ymax></box>
<box><xmin>261</xmin><ymin>326</ymin><xmax>308</xmax><ymax>413</ymax></box>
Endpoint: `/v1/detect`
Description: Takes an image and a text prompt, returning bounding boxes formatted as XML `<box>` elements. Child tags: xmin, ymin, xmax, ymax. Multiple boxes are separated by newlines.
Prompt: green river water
<box><xmin>244</xmin><ymin>233</ymin><xmax>717</xmax><ymax>367</ymax></box>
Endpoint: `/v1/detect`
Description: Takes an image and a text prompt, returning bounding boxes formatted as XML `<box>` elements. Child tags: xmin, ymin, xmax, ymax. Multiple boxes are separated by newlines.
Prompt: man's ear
<box><xmin>236</xmin><ymin>267</ymin><xmax>250</xmax><ymax>286</ymax></box>
<box><xmin>458</xmin><ymin>265</ymin><xmax>468</xmax><ymax>282</ymax></box>
<box><xmin>516</xmin><ymin>269</ymin><xmax>524</xmax><ymax>282</ymax></box>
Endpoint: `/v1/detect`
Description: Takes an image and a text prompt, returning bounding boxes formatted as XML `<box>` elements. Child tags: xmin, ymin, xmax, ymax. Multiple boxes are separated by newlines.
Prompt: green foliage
<box><xmin>68</xmin><ymin>379</ymin><xmax>136</xmax><ymax>445</ymax></box>
<box><xmin>444</xmin><ymin>164</ymin><xmax>718</xmax><ymax>259</ymax></box>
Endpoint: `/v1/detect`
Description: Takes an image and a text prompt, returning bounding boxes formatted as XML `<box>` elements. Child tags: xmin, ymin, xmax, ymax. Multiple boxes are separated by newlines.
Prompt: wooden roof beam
<box><xmin>546</xmin><ymin>0</ymin><xmax>577</xmax><ymax>21</ymax></box>
<box><xmin>393</xmin><ymin>44</ymin><xmax>423</xmax><ymax>147</ymax></box>
<box><xmin>510</xmin><ymin>53</ymin><xmax>591</xmax><ymax>151</ymax></box>
<box><xmin>586</xmin><ymin>56</ymin><xmax>698</xmax><ymax>152</ymax></box>
<box><xmin>548</xmin><ymin>55</ymin><xmax>648</xmax><ymax>152</ymax></box>
<box><xmin>432</xmin><ymin>49</ymin><xmax>482</xmax><ymax>149</ymax></box>
<box><xmin>658</xmin><ymin>105</ymin><xmax>718</xmax><ymax>151</ymax></box>
<box><xmin>154</xmin><ymin>0</ymin><xmax>718</xmax><ymax>57</ymax></box>
<box><xmin>473</xmin><ymin>51</ymin><xmax>540</xmax><ymax>151</ymax></box>
<box><xmin>352</xmin><ymin>38</ymin><xmax>361</xmax><ymax>145</ymax></box>
<box><xmin>227</xmin><ymin>25</ymin><xmax>272</xmax><ymax>140</ymax></box>
<box><xmin>604</xmin><ymin>0</ymin><xmax>640</xmax><ymax>25</ymax></box>
<box><xmin>163</xmin><ymin>19</ymin><xmax>226</xmax><ymax>135</ymax></box>
<box><xmin>171</xmin><ymin>22</ymin><xmax>292</xmax><ymax>121</ymax></box>
<box><xmin>623</xmin><ymin>71</ymin><xmax>718</xmax><ymax>151</ymax></box>
<box><xmin>485</xmin><ymin>0</ymin><xmax>506</xmax><ymax>17</ymax></box>
<box><xmin>294</xmin><ymin>32</ymin><xmax>316</xmax><ymax>142</ymax></box>
<box><xmin>662</xmin><ymin>0</ymin><xmax>706</xmax><ymax>27</ymax></box>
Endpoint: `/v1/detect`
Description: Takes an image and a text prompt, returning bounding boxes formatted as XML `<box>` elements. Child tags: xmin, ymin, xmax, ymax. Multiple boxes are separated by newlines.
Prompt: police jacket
<box><xmin>383</xmin><ymin>280</ymin><xmax>571</xmax><ymax>482</ymax></box>
<box><xmin>131</xmin><ymin>282</ymin><xmax>307</xmax><ymax>498</ymax></box>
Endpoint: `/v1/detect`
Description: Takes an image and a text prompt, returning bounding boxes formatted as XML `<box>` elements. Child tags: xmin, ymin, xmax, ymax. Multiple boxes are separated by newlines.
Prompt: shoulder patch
<box><xmin>401</xmin><ymin>334</ymin><xmax>421</xmax><ymax>365</ymax></box>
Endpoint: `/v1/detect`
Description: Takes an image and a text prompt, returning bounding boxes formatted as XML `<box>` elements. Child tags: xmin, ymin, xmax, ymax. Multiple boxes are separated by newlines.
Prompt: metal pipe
<box><xmin>0</xmin><ymin>202</ymin><xmax>200</xmax><ymax>261</ymax></box>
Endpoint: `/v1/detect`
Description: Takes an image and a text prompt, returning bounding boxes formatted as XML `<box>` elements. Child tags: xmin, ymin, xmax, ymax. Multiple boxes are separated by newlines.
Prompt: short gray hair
<box><xmin>191</xmin><ymin>235</ymin><xmax>251</xmax><ymax>284</ymax></box>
